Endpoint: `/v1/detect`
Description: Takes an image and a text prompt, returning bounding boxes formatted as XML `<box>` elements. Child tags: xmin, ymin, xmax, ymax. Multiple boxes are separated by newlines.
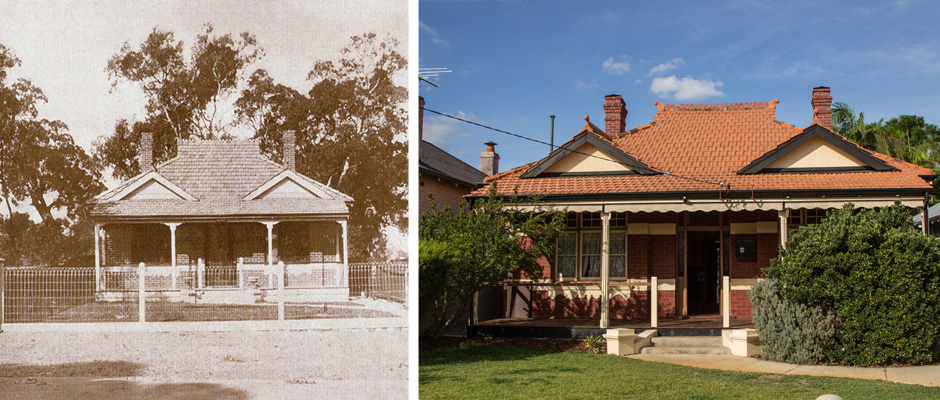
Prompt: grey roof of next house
<box><xmin>419</xmin><ymin>140</ymin><xmax>488</xmax><ymax>188</ymax></box>
<box><xmin>92</xmin><ymin>139</ymin><xmax>352</xmax><ymax>221</ymax></box>
<box><xmin>912</xmin><ymin>202</ymin><xmax>940</xmax><ymax>224</ymax></box>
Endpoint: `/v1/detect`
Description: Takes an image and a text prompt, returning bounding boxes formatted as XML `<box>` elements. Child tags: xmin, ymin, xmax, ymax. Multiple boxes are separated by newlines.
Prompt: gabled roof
<box><xmin>520</xmin><ymin>130</ymin><xmax>657</xmax><ymax>178</ymax></box>
<box><xmin>472</xmin><ymin>99</ymin><xmax>933</xmax><ymax>199</ymax></box>
<box><xmin>738</xmin><ymin>124</ymin><xmax>894</xmax><ymax>174</ymax></box>
<box><xmin>419</xmin><ymin>140</ymin><xmax>488</xmax><ymax>187</ymax></box>
<box><xmin>244</xmin><ymin>169</ymin><xmax>354</xmax><ymax>202</ymax></box>
<box><xmin>93</xmin><ymin>139</ymin><xmax>351</xmax><ymax>220</ymax></box>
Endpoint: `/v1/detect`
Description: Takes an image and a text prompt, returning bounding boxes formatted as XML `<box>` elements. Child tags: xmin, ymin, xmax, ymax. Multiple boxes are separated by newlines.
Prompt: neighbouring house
<box><xmin>469</xmin><ymin>87</ymin><xmax>935</xmax><ymax>328</ymax></box>
<box><xmin>418</xmin><ymin>96</ymin><xmax>491</xmax><ymax>213</ymax></box>
<box><xmin>913</xmin><ymin>202</ymin><xmax>940</xmax><ymax>237</ymax></box>
<box><xmin>90</xmin><ymin>131</ymin><xmax>354</xmax><ymax>303</ymax></box>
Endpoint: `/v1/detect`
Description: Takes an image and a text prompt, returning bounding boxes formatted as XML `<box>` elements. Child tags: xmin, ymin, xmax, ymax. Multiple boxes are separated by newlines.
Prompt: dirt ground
<box><xmin>0</xmin><ymin>328</ymin><xmax>408</xmax><ymax>399</ymax></box>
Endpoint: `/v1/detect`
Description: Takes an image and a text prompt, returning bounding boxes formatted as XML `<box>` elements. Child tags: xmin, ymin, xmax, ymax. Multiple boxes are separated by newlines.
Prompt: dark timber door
<box><xmin>205</xmin><ymin>223</ymin><xmax>237</xmax><ymax>287</ymax></box>
<box><xmin>687</xmin><ymin>233</ymin><xmax>720</xmax><ymax>315</ymax></box>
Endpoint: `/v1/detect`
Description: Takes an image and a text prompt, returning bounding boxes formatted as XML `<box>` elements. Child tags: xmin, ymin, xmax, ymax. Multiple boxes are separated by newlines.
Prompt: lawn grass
<box><xmin>420</xmin><ymin>342</ymin><xmax>940</xmax><ymax>399</ymax></box>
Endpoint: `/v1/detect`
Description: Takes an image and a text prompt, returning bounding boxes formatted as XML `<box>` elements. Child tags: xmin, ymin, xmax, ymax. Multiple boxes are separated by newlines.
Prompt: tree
<box><xmin>832</xmin><ymin>102</ymin><xmax>940</xmax><ymax>169</ymax></box>
<box><xmin>418</xmin><ymin>185</ymin><xmax>566</xmax><ymax>338</ymax></box>
<box><xmin>95</xmin><ymin>25</ymin><xmax>261</xmax><ymax>179</ymax></box>
<box><xmin>236</xmin><ymin>33</ymin><xmax>407</xmax><ymax>260</ymax></box>
<box><xmin>0</xmin><ymin>44</ymin><xmax>104</xmax><ymax>266</ymax></box>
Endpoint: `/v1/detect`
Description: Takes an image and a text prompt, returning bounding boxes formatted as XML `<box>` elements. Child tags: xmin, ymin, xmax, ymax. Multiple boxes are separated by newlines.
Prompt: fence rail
<box><xmin>2</xmin><ymin>260</ymin><xmax>407</xmax><ymax>324</ymax></box>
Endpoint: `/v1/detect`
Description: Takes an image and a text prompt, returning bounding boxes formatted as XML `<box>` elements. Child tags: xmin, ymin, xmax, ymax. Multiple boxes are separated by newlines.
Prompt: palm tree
<box><xmin>831</xmin><ymin>102</ymin><xmax>902</xmax><ymax>161</ymax></box>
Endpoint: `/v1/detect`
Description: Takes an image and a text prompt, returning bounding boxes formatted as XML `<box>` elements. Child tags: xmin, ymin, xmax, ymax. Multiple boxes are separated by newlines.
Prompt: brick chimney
<box><xmin>603</xmin><ymin>94</ymin><xmax>628</xmax><ymax>136</ymax></box>
<box><xmin>282</xmin><ymin>130</ymin><xmax>296</xmax><ymax>171</ymax></box>
<box><xmin>811</xmin><ymin>86</ymin><xmax>833</xmax><ymax>130</ymax></box>
<box><xmin>139</xmin><ymin>131</ymin><xmax>154</xmax><ymax>172</ymax></box>
<box><xmin>480</xmin><ymin>141</ymin><xmax>499</xmax><ymax>176</ymax></box>
<box><xmin>419</xmin><ymin>96</ymin><xmax>425</xmax><ymax>141</ymax></box>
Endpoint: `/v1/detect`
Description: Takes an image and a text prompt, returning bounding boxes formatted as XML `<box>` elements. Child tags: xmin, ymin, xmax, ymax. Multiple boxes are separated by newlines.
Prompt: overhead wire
<box><xmin>421</xmin><ymin>106</ymin><xmax>748</xmax><ymax>191</ymax></box>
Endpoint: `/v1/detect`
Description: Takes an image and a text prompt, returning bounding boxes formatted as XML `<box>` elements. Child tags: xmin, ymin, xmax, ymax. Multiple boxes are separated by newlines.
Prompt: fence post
<box><xmin>722</xmin><ymin>275</ymin><xmax>730</xmax><ymax>328</ymax></box>
<box><xmin>277</xmin><ymin>261</ymin><xmax>285</xmax><ymax>321</ymax></box>
<box><xmin>197</xmin><ymin>258</ymin><xmax>204</xmax><ymax>289</ymax></box>
<box><xmin>651</xmin><ymin>276</ymin><xmax>658</xmax><ymax>328</ymax></box>
<box><xmin>237</xmin><ymin>257</ymin><xmax>244</xmax><ymax>290</ymax></box>
<box><xmin>138</xmin><ymin>262</ymin><xmax>146</xmax><ymax>323</ymax></box>
<box><xmin>0</xmin><ymin>259</ymin><xmax>5</xmax><ymax>331</ymax></box>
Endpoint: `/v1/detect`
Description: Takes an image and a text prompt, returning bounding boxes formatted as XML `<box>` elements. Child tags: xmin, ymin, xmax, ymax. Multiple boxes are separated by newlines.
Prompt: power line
<box><xmin>421</xmin><ymin>106</ymin><xmax>728</xmax><ymax>188</ymax></box>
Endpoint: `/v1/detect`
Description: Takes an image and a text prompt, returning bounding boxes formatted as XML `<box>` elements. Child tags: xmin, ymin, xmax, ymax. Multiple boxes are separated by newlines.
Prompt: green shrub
<box><xmin>765</xmin><ymin>203</ymin><xmax>940</xmax><ymax>366</ymax></box>
<box><xmin>749</xmin><ymin>278</ymin><xmax>839</xmax><ymax>364</ymax></box>
<box><xmin>584</xmin><ymin>335</ymin><xmax>606</xmax><ymax>354</ymax></box>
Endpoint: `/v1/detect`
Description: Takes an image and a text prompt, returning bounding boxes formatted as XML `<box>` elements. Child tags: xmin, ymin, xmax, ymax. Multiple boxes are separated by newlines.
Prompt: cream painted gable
<box><xmin>766</xmin><ymin>137</ymin><xmax>867</xmax><ymax>169</ymax></box>
<box><xmin>122</xmin><ymin>179</ymin><xmax>187</xmax><ymax>200</ymax></box>
<box><xmin>255</xmin><ymin>177</ymin><xmax>321</xmax><ymax>199</ymax></box>
<box><xmin>543</xmin><ymin>143</ymin><xmax>632</xmax><ymax>174</ymax></box>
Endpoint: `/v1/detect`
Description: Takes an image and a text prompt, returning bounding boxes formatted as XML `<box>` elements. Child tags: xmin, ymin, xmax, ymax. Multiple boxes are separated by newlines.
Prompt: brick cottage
<box><xmin>468</xmin><ymin>87</ymin><xmax>934</xmax><ymax>328</ymax></box>
<box><xmin>91</xmin><ymin>131</ymin><xmax>354</xmax><ymax>303</ymax></box>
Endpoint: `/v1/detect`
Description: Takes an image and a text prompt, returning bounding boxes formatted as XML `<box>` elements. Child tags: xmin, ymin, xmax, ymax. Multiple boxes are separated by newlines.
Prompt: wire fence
<box><xmin>1</xmin><ymin>261</ymin><xmax>407</xmax><ymax>325</ymax></box>
<box><xmin>349</xmin><ymin>261</ymin><xmax>408</xmax><ymax>303</ymax></box>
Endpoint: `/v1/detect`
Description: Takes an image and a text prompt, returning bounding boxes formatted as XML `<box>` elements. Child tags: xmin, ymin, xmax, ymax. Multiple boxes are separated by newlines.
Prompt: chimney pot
<box><xmin>480</xmin><ymin>142</ymin><xmax>499</xmax><ymax>176</ymax></box>
<box><xmin>282</xmin><ymin>130</ymin><xmax>296</xmax><ymax>172</ymax></box>
<box><xmin>811</xmin><ymin>86</ymin><xmax>833</xmax><ymax>130</ymax></box>
<box><xmin>603</xmin><ymin>94</ymin><xmax>628</xmax><ymax>136</ymax></box>
<box><xmin>139</xmin><ymin>131</ymin><xmax>154</xmax><ymax>172</ymax></box>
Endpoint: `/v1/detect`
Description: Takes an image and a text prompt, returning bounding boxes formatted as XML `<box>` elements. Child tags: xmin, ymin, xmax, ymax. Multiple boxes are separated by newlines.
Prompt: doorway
<box><xmin>686</xmin><ymin>232</ymin><xmax>720</xmax><ymax>315</ymax></box>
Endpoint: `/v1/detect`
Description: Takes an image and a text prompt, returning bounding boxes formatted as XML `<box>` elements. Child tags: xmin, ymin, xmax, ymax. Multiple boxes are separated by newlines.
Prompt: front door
<box><xmin>205</xmin><ymin>223</ymin><xmax>237</xmax><ymax>287</ymax></box>
<box><xmin>687</xmin><ymin>232</ymin><xmax>720</xmax><ymax>315</ymax></box>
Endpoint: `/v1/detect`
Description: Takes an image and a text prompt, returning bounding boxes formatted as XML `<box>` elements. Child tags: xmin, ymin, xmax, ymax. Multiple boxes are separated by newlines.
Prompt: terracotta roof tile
<box><xmin>471</xmin><ymin>100</ymin><xmax>932</xmax><ymax>197</ymax></box>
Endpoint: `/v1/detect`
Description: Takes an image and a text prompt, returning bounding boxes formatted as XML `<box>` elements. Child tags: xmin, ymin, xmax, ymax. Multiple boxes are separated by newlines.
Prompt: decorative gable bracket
<box><xmin>521</xmin><ymin>130</ymin><xmax>658</xmax><ymax>178</ymax></box>
<box><xmin>737</xmin><ymin>124</ymin><xmax>895</xmax><ymax>174</ymax></box>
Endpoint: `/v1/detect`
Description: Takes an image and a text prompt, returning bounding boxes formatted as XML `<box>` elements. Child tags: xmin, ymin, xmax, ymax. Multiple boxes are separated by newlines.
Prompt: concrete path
<box><xmin>629</xmin><ymin>354</ymin><xmax>940</xmax><ymax>387</ymax></box>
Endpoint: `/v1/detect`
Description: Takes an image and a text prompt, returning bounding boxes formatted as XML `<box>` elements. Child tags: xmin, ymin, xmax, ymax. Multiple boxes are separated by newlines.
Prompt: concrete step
<box><xmin>649</xmin><ymin>336</ymin><xmax>723</xmax><ymax>348</ymax></box>
<box><xmin>640</xmin><ymin>346</ymin><xmax>730</xmax><ymax>355</ymax></box>
<box><xmin>640</xmin><ymin>336</ymin><xmax>730</xmax><ymax>355</ymax></box>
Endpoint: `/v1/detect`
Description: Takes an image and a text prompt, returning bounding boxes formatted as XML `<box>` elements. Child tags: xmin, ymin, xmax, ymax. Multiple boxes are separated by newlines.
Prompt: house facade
<box><xmin>91</xmin><ymin>131</ymin><xmax>354</xmax><ymax>303</ymax></box>
<box><xmin>470</xmin><ymin>87</ymin><xmax>934</xmax><ymax>328</ymax></box>
<box><xmin>418</xmin><ymin>96</ymin><xmax>491</xmax><ymax>213</ymax></box>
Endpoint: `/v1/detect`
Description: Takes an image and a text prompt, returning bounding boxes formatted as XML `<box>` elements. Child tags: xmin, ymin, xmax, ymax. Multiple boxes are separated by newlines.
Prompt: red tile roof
<box><xmin>93</xmin><ymin>139</ymin><xmax>351</xmax><ymax>220</ymax></box>
<box><xmin>472</xmin><ymin>100</ymin><xmax>933</xmax><ymax>198</ymax></box>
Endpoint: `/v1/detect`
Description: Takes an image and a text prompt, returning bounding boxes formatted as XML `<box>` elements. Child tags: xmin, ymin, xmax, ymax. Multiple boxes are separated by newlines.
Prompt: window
<box><xmin>555</xmin><ymin>213</ymin><xmax>627</xmax><ymax>280</ymax></box>
<box><xmin>787</xmin><ymin>208</ymin><xmax>828</xmax><ymax>230</ymax></box>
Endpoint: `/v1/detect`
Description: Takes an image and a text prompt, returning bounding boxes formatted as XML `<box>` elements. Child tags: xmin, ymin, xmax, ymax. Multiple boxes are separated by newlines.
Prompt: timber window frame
<box><xmin>555</xmin><ymin>211</ymin><xmax>627</xmax><ymax>281</ymax></box>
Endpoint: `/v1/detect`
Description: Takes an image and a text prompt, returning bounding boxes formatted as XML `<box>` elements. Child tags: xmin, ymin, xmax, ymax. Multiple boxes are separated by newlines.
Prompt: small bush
<box><xmin>749</xmin><ymin>279</ymin><xmax>839</xmax><ymax>364</ymax></box>
<box><xmin>765</xmin><ymin>203</ymin><xmax>940</xmax><ymax>366</ymax></box>
<box><xmin>585</xmin><ymin>335</ymin><xmax>606</xmax><ymax>354</ymax></box>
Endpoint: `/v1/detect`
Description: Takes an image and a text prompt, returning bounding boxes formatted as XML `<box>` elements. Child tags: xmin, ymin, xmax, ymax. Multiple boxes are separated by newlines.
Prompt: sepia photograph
<box><xmin>0</xmin><ymin>1</ymin><xmax>408</xmax><ymax>399</ymax></box>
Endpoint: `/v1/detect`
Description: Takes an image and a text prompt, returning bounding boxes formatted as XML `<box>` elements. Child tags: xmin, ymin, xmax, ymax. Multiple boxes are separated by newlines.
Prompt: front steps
<box><xmin>639</xmin><ymin>336</ymin><xmax>731</xmax><ymax>355</ymax></box>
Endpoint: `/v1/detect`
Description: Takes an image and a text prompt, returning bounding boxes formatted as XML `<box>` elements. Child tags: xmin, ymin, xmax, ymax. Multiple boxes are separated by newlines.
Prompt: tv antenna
<box><xmin>419</xmin><ymin>67</ymin><xmax>451</xmax><ymax>87</ymax></box>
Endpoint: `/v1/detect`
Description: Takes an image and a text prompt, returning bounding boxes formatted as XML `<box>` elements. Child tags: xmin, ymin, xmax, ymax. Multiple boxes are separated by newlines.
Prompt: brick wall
<box><xmin>730</xmin><ymin>289</ymin><xmax>753</xmax><ymax>318</ymax></box>
<box><xmin>530</xmin><ymin>289</ymin><xmax>675</xmax><ymax>319</ymax></box>
<box><xmin>419</xmin><ymin>175</ymin><xmax>473</xmax><ymax>213</ymax></box>
<box><xmin>728</xmin><ymin>233</ymin><xmax>778</xmax><ymax>279</ymax></box>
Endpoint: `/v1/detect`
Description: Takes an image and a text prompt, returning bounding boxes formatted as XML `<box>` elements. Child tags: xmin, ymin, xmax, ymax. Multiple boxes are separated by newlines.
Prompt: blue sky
<box><xmin>419</xmin><ymin>0</ymin><xmax>940</xmax><ymax>171</ymax></box>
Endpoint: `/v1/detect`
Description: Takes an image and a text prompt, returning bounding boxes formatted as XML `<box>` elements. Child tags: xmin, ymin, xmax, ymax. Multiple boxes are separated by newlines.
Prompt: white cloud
<box><xmin>650</xmin><ymin>75</ymin><xmax>725</xmax><ymax>101</ymax></box>
<box><xmin>602</xmin><ymin>56</ymin><xmax>631</xmax><ymax>75</ymax></box>
<box><xmin>422</xmin><ymin>111</ymin><xmax>477</xmax><ymax>149</ymax></box>
<box><xmin>419</xmin><ymin>21</ymin><xmax>448</xmax><ymax>47</ymax></box>
<box><xmin>648</xmin><ymin>57</ymin><xmax>684</xmax><ymax>76</ymax></box>
<box><xmin>573</xmin><ymin>79</ymin><xmax>599</xmax><ymax>90</ymax></box>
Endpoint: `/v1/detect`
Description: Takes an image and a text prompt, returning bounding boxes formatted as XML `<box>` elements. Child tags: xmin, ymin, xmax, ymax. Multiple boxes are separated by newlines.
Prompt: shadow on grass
<box><xmin>0</xmin><ymin>361</ymin><xmax>249</xmax><ymax>400</ymax></box>
<box><xmin>419</xmin><ymin>341</ymin><xmax>552</xmax><ymax>367</ymax></box>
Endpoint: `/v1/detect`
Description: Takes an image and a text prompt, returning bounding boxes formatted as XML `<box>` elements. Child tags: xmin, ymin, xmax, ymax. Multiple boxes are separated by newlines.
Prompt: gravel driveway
<box><xmin>0</xmin><ymin>327</ymin><xmax>408</xmax><ymax>399</ymax></box>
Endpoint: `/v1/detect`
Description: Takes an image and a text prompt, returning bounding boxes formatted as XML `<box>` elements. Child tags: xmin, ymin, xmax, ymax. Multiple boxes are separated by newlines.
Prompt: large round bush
<box><xmin>763</xmin><ymin>203</ymin><xmax>940</xmax><ymax>366</ymax></box>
